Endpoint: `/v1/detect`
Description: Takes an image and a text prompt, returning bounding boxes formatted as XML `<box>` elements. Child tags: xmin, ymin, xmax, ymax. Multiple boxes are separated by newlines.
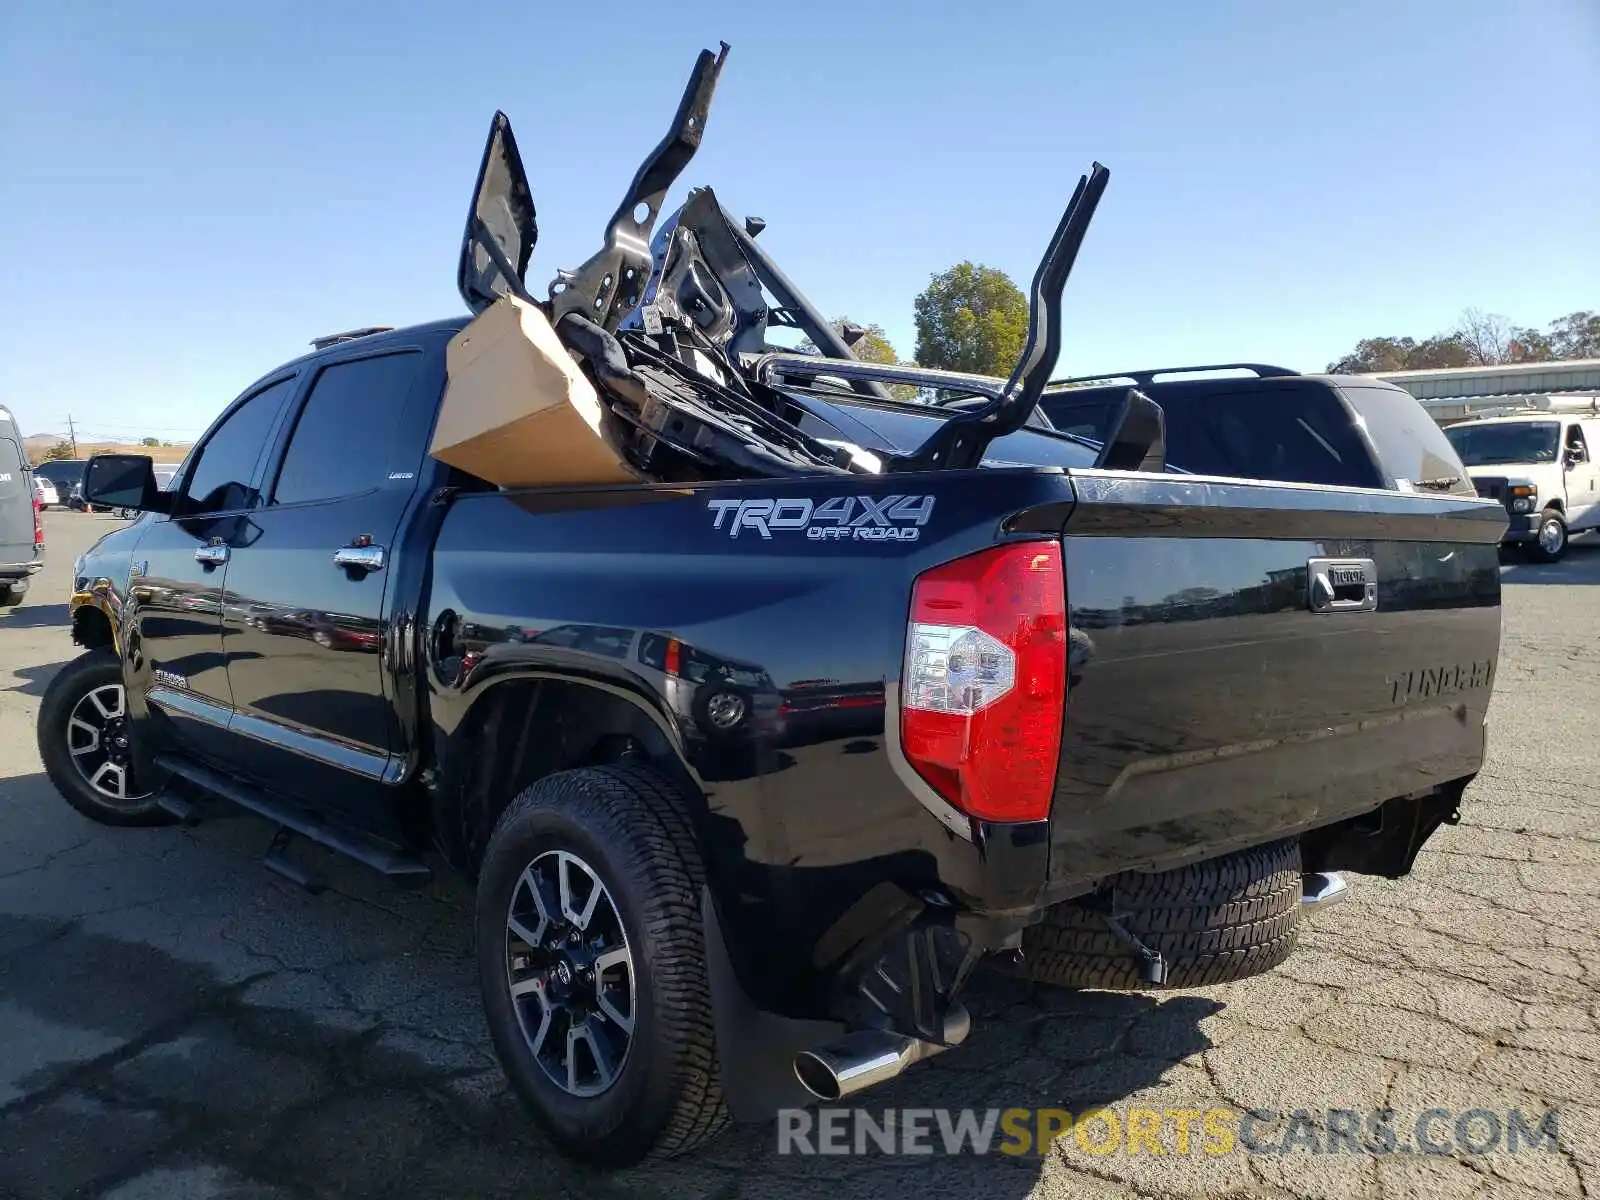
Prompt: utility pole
<box><xmin>67</xmin><ymin>415</ymin><xmax>78</xmax><ymax>456</ymax></box>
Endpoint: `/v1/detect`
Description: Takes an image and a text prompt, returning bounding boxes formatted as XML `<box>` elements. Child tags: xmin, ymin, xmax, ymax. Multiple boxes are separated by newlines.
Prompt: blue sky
<box><xmin>2</xmin><ymin>0</ymin><xmax>1596</xmax><ymax>444</ymax></box>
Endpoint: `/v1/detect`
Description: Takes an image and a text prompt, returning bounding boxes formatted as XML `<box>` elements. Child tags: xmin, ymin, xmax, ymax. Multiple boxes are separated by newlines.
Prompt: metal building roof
<box><xmin>1369</xmin><ymin>359</ymin><xmax>1600</xmax><ymax>401</ymax></box>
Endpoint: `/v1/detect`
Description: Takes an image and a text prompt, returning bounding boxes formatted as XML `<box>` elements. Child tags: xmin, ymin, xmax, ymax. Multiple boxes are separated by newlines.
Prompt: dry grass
<box><xmin>24</xmin><ymin>437</ymin><xmax>192</xmax><ymax>465</ymax></box>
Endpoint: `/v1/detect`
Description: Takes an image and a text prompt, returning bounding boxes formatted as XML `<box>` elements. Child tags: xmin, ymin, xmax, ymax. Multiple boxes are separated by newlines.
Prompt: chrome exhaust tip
<box><xmin>1301</xmin><ymin>871</ymin><xmax>1349</xmax><ymax>908</ymax></box>
<box><xmin>793</xmin><ymin>1005</ymin><xmax>971</xmax><ymax>1102</ymax></box>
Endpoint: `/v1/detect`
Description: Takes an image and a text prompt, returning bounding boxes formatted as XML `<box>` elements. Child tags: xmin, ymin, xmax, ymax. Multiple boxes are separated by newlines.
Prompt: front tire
<box><xmin>475</xmin><ymin>764</ymin><xmax>729</xmax><ymax>1166</ymax></box>
<box><xmin>37</xmin><ymin>649</ymin><xmax>172</xmax><ymax>827</ymax></box>
<box><xmin>1526</xmin><ymin>507</ymin><xmax>1568</xmax><ymax>563</ymax></box>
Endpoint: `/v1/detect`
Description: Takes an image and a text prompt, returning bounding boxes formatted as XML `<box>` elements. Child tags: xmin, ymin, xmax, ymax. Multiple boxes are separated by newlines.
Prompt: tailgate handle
<box><xmin>1307</xmin><ymin>558</ymin><xmax>1377</xmax><ymax>614</ymax></box>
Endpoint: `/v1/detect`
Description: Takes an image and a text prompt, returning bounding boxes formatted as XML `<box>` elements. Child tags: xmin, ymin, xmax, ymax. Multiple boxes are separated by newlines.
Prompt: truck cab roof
<box><xmin>275</xmin><ymin>317</ymin><xmax>470</xmax><ymax>375</ymax></box>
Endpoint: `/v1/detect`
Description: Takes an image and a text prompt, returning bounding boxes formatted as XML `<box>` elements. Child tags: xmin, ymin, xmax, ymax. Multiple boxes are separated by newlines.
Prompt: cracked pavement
<box><xmin>1</xmin><ymin>510</ymin><xmax>1595</xmax><ymax>1199</ymax></box>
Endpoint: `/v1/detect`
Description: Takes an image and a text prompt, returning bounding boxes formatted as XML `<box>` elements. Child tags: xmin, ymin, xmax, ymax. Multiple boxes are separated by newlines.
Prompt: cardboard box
<box><xmin>430</xmin><ymin>293</ymin><xmax>638</xmax><ymax>487</ymax></box>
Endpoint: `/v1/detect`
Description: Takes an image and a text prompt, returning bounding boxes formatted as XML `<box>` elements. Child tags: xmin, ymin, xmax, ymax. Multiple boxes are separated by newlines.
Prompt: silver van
<box><xmin>0</xmin><ymin>405</ymin><xmax>44</xmax><ymax>605</ymax></box>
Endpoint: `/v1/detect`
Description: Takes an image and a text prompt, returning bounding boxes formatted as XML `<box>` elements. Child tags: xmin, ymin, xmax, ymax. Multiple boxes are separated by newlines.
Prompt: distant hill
<box><xmin>23</xmin><ymin>436</ymin><xmax>192</xmax><ymax>465</ymax></box>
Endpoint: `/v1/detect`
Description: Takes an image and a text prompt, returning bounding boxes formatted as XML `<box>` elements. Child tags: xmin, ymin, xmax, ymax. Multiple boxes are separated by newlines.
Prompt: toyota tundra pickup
<box><xmin>42</xmin><ymin>44</ymin><xmax>1506</xmax><ymax>1167</ymax></box>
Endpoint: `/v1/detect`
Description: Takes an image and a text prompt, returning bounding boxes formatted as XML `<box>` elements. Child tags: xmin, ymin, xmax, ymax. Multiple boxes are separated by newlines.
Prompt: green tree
<box><xmin>1328</xmin><ymin>332</ymin><xmax>1472</xmax><ymax>373</ymax></box>
<box><xmin>140</xmin><ymin>436</ymin><xmax>161</xmax><ymax>446</ymax></box>
<box><xmin>1327</xmin><ymin>337</ymin><xmax>1415</xmax><ymax>374</ymax></box>
<box><xmin>798</xmin><ymin>317</ymin><xmax>918</xmax><ymax>401</ymax></box>
<box><xmin>1547</xmin><ymin>311</ymin><xmax>1600</xmax><ymax>360</ymax></box>
<box><xmin>1409</xmin><ymin>334</ymin><xmax>1474</xmax><ymax>369</ymax></box>
<box><xmin>1507</xmin><ymin>326</ymin><xmax>1555</xmax><ymax>363</ymax></box>
<box><xmin>42</xmin><ymin>441</ymin><xmax>75</xmax><ymax>461</ymax></box>
<box><xmin>1328</xmin><ymin>306</ymin><xmax>1595</xmax><ymax>373</ymax></box>
<box><xmin>913</xmin><ymin>262</ymin><xmax>1028</xmax><ymax>376</ymax></box>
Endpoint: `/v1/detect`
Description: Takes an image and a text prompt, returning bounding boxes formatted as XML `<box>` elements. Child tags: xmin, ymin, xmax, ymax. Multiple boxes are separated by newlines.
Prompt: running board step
<box><xmin>155</xmin><ymin>791</ymin><xmax>201</xmax><ymax>825</ymax></box>
<box><xmin>263</xmin><ymin>827</ymin><xmax>328</xmax><ymax>895</ymax></box>
<box><xmin>153</xmin><ymin>754</ymin><xmax>433</xmax><ymax>888</ymax></box>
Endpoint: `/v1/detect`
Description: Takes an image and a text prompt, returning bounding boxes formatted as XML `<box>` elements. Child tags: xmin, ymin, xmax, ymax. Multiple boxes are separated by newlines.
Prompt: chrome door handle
<box><xmin>194</xmin><ymin>540</ymin><xmax>229</xmax><ymax>567</ymax></box>
<box><xmin>334</xmin><ymin>544</ymin><xmax>386</xmax><ymax>572</ymax></box>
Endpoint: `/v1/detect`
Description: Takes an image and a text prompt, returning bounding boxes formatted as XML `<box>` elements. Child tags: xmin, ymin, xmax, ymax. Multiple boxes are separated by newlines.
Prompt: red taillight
<box><xmin>32</xmin><ymin>498</ymin><xmax>43</xmax><ymax>549</ymax></box>
<box><xmin>663</xmin><ymin>638</ymin><xmax>682</xmax><ymax>677</ymax></box>
<box><xmin>900</xmin><ymin>540</ymin><xmax>1066</xmax><ymax>823</ymax></box>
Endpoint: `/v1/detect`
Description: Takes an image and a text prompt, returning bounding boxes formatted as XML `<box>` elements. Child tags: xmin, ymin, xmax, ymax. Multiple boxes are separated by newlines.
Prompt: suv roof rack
<box><xmin>1048</xmin><ymin>363</ymin><xmax>1300</xmax><ymax>388</ymax></box>
<box><xmin>310</xmin><ymin>326</ymin><xmax>395</xmax><ymax>350</ymax></box>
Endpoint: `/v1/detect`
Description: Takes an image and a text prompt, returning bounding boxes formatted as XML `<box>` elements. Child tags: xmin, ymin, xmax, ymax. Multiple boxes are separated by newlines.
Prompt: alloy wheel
<box><xmin>505</xmin><ymin>849</ymin><xmax>636</xmax><ymax>1098</ymax></box>
<box><xmin>705</xmin><ymin>692</ymin><xmax>747</xmax><ymax>731</ymax></box>
<box><xmin>1539</xmin><ymin>516</ymin><xmax>1566</xmax><ymax>556</ymax></box>
<box><xmin>65</xmin><ymin>683</ymin><xmax>150</xmax><ymax>804</ymax></box>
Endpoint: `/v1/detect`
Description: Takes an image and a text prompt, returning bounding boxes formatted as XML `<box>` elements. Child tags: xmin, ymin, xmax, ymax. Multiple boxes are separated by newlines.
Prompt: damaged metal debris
<box><xmin>449</xmin><ymin>41</ymin><xmax>1117</xmax><ymax>488</ymax></box>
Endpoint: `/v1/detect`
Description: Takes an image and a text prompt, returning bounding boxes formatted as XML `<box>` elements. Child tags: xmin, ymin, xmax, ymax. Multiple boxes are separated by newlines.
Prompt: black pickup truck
<box><xmin>42</xmin><ymin>45</ymin><xmax>1506</xmax><ymax>1167</ymax></box>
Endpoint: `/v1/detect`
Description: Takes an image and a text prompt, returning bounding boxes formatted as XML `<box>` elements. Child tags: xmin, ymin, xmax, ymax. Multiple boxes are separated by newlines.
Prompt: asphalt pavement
<box><xmin>1</xmin><ymin>509</ymin><xmax>1596</xmax><ymax>1200</ymax></box>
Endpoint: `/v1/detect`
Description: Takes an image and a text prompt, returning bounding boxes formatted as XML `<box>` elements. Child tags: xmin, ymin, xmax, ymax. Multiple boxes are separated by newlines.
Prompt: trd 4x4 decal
<box><xmin>707</xmin><ymin>495</ymin><xmax>936</xmax><ymax>541</ymax></box>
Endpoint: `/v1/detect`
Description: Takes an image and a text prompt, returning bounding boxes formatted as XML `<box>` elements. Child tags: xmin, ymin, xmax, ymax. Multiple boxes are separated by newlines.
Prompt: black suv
<box><xmin>1036</xmin><ymin>364</ymin><xmax>1474</xmax><ymax>496</ymax></box>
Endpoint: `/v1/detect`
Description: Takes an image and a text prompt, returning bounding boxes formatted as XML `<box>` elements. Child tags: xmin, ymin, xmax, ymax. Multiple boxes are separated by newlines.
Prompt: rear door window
<box><xmin>1037</xmin><ymin>393</ymin><xmax>1115</xmax><ymax>443</ymax></box>
<box><xmin>271</xmin><ymin>352</ymin><xmax>424</xmax><ymax>506</ymax></box>
<box><xmin>1040</xmin><ymin>382</ymin><xmax>1382</xmax><ymax>487</ymax></box>
<box><xmin>637</xmin><ymin>634</ymin><xmax>668</xmax><ymax>670</ymax></box>
<box><xmin>1158</xmin><ymin>385</ymin><xmax>1380</xmax><ymax>487</ymax></box>
<box><xmin>534</xmin><ymin>624</ymin><xmax>633</xmax><ymax>657</ymax></box>
<box><xmin>1340</xmin><ymin>386</ymin><xmax>1476</xmax><ymax>496</ymax></box>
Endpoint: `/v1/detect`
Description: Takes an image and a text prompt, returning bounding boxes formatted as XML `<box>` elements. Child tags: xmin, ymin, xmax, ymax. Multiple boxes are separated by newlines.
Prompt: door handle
<box><xmin>194</xmin><ymin>539</ymin><xmax>229</xmax><ymax>567</ymax></box>
<box><xmin>334</xmin><ymin>544</ymin><xmax>386</xmax><ymax>573</ymax></box>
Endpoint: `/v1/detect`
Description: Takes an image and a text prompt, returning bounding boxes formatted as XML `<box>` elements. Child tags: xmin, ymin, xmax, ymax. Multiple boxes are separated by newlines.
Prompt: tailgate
<box><xmin>1049</xmin><ymin>469</ymin><xmax>1507</xmax><ymax>889</ymax></box>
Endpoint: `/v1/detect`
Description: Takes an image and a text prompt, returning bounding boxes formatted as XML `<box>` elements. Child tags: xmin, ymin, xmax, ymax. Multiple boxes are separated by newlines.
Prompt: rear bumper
<box><xmin>1047</xmin><ymin>706</ymin><xmax>1487</xmax><ymax>890</ymax></box>
<box><xmin>0</xmin><ymin>559</ymin><xmax>43</xmax><ymax>579</ymax></box>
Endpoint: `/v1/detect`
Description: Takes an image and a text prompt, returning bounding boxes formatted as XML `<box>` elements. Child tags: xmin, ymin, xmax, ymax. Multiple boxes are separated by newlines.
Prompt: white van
<box><xmin>1444</xmin><ymin>413</ymin><xmax>1600</xmax><ymax>562</ymax></box>
<box><xmin>0</xmin><ymin>405</ymin><xmax>44</xmax><ymax>605</ymax></box>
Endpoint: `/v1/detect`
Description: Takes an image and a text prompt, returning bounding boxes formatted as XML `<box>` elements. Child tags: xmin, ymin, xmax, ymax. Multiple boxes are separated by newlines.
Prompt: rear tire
<box><xmin>475</xmin><ymin>764</ymin><xmax>729</xmax><ymax>1166</ymax></box>
<box><xmin>1018</xmin><ymin>840</ymin><xmax>1303</xmax><ymax>990</ymax></box>
<box><xmin>0</xmin><ymin>581</ymin><xmax>26</xmax><ymax>607</ymax></box>
<box><xmin>1525</xmin><ymin>507</ymin><xmax>1568</xmax><ymax>563</ymax></box>
<box><xmin>38</xmin><ymin>649</ymin><xmax>172</xmax><ymax>827</ymax></box>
